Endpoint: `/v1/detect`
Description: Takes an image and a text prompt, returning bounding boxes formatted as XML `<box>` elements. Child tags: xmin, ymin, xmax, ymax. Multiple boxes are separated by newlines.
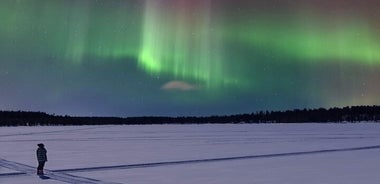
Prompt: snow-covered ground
<box><xmin>1</xmin><ymin>123</ymin><xmax>380</xmax><ymax>184</ymax></box>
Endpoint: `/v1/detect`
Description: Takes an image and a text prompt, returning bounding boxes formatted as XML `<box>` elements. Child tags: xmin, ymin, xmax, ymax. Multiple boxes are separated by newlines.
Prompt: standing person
<box><xmin>36</xmin><ymin>143</ymin><xmax>47</xmax><ymax>175</ymax></box>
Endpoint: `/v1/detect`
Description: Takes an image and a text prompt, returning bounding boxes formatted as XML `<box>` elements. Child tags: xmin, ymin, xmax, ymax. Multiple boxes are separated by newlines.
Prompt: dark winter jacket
<box><xmin>36</xmin><ymin>147</ymin><xmax>47</xmax><ymax>162</ymax></box>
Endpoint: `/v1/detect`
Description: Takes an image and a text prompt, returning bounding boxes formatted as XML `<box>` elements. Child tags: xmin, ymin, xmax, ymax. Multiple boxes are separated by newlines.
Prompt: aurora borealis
<box><xmin>1</xmin><ymin>0</ymin><xmax>380</xmax><ymax>116</ymax></box>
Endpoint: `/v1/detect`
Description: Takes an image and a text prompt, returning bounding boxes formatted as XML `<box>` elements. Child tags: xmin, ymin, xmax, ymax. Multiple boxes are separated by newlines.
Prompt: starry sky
<box><xmin>1</xmin><ymin>0</ymin><xmax>380</xmax><ymax>117</ymax></box>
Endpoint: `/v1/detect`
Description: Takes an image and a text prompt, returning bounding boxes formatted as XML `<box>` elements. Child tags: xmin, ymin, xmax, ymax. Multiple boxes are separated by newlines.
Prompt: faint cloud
<box><xmin>161</xmin><ymin>81</ymin><xmax>199</xmax><ymax>91</ymax></box>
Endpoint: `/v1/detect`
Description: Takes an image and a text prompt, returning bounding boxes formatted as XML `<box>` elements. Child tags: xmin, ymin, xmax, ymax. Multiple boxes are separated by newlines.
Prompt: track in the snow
<box><xmin>0</xmin><ymin>158</ymin><xmax>121</xmax><ymax>184</ymax></box>
<box><xmin>2</xmin><ymin>144</ymin><xmax>380</xmax><ymax>181</ymax></box>
<box><xmin>54</xmin><ymin>144</ymin><xmax>380</xmax><ymax>172</ymax></box>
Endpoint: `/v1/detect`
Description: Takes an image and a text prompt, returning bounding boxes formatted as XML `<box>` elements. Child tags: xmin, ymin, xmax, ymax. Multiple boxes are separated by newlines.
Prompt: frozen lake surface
<box><xmin>1</xmin><ymin>123</ymin><xmax>380</xmax><ymax>183</ymax></box>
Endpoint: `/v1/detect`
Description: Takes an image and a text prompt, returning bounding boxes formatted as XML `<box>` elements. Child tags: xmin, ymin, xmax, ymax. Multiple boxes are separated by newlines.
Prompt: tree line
<box><xmin>0</xmin><ymin>105</ymin><xmax>380</xmax><ymax>126</ymax></box>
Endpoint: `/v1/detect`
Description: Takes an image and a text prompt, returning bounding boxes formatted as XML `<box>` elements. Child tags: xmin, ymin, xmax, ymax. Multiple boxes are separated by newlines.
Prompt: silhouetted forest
<box><xmin>1</xmin><ymin>105</ymin><xmax>380</xmax><ymax>126</ymax></box>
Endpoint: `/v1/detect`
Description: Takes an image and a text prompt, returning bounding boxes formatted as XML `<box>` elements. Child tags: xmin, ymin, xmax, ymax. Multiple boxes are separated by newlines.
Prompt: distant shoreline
<box><xmin>1</xmin><ymin>105</ymin><xmax>380</xmax><ymax>126</ymax></box>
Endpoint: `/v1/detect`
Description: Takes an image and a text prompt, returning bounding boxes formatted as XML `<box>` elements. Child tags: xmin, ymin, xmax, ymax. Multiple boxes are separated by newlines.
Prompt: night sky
<box><xmin>1</xmin><ymin>0</ymin><xmax>380</xmax><ymax>117</ymax></box>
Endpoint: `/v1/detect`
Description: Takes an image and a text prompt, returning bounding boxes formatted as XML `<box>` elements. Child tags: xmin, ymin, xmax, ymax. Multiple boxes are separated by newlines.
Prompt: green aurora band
<box><xmin>1</xmin><ymin>0</ymin><xmax>380</xmax><ymax>112</ymax></box>
<box><xmin>232</xmin><ymin>17</ymin><xmax>380</xmax><ymax>65</ymax></box>
<box><xmin>137</xmin><ymin>1</ymin><xmax>380</xmax><ymax>90</ymax></box>
<box><xmin>138</xmin><ymin>0</ymin><xmax>229</xmax><ymax>88</ymax></box>
<box><xmin>2</xmin><ymin>1</ymin><xmax>380</xmax><ymax>89</ymax></box>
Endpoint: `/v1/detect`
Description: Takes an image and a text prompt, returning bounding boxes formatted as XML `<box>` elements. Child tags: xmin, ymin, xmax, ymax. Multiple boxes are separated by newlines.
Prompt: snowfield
<box><xmin>1</xmin><ymin>123</ymin><xmax>380</xmax><ymax>184</ymax></box>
